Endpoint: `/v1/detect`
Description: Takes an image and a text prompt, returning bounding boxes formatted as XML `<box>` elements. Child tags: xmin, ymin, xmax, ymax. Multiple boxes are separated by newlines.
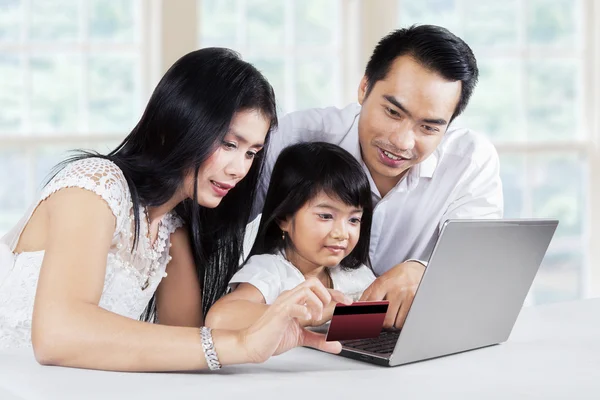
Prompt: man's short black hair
<box><xmin>365</xmin><ymin>24</ymin><xmax>479</xmax><ymax>122</ymax></box>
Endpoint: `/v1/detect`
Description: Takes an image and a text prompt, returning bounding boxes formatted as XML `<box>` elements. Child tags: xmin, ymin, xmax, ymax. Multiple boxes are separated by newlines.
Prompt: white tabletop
<box><xmin>1</xmin><ymin>298</ymin><xmax>599</xmax><ymax>400</ymax></box>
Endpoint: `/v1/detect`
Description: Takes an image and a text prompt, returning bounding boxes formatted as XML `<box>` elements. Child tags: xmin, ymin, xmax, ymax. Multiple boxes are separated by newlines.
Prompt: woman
<box><xmin>0</xmin><ymin>48</ymin><xmax>350</xmax><ymax>371</ymax></box>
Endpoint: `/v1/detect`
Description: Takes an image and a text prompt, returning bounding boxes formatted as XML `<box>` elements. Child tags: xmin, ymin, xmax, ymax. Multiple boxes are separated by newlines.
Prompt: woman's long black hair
<box><xmin>248</xmin><ymin>142</ymin><xmax>373</xmax><ymax>271</ymax></box>
<box><xmin>49</xmin><ymin>48</ymin><xmax>278</xmax><ymax>319</ymax></box>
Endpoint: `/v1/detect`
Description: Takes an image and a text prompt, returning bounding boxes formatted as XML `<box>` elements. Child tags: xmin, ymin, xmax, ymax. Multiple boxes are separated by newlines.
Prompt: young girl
<box><xmin>206</xmin><ymin>142</ymin><xmax>376</xmax><ymax>329</ymax></box>
<box><xmin>0</xmin><ymin>49</ymin><xmax>346</xmax><ymax>372</ymax></box>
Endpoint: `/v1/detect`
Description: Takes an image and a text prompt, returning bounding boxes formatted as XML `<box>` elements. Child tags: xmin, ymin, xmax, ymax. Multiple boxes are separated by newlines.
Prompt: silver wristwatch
<box><xmin>200</xmin><ymin>326</ymin><xmax>222</xmax><ymax>370</ymax></box>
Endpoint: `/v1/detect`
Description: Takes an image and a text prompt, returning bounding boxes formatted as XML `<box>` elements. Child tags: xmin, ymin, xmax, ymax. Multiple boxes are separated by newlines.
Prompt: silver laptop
<box><xmin>337</xmin><ymin>219</ymin><xmax>558</xmax><ymax>367</ymax></box>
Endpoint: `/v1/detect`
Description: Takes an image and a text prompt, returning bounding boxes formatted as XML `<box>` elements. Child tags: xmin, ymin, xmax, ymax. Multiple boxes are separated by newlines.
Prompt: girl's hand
<box><xmin>238</xmin><ymin>278</ymin><xmax>352</xmax><ymax>364</ymax></box>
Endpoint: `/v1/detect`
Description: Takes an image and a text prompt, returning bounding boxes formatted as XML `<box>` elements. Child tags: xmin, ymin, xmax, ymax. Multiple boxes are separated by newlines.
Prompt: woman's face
<box><xmin>189</xmin><ymin>110</ymin><xmax>270</xmax><ymax>208</ymax></box>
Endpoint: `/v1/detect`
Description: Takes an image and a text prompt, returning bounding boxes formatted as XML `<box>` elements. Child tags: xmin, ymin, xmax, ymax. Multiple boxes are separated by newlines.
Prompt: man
<box><xmin>250</xmin><ymin>25</ymin><xmax>503</xmax><ymax>329</ymax></box>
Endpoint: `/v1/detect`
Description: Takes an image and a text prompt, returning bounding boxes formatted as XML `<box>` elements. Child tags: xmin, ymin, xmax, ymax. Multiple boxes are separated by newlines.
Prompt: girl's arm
<box><xmin>205</xmin><ymin>283</ymin><xmax>269</xmax><ymax>330</ymax></box>
<box><xmin>206</xmin><ymin>283</ymin><xmax>350</xmax><ymax>330</ymax></box>
<box><xmin>31</xmin><ymin>188</ymin><xmax>338</xmax><ymax>371</ymax></box>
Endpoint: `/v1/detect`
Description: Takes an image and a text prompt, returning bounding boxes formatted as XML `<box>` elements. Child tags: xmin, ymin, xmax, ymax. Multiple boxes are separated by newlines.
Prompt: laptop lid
<box><xmin>389</xmin><ymin>219</ymin><xmax>558</xmax><ymax>366</ymax></box>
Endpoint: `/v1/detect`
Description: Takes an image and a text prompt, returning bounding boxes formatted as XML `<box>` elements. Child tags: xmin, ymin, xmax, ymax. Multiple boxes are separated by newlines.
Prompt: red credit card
<box><xmin>325</xmin><ymin>300</ymin><xmax>389</xmax><ymax>342</ymax></box>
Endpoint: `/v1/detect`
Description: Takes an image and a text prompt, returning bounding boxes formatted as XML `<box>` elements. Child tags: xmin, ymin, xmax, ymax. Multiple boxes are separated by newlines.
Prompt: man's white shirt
<box><xmin>246</xmin><ymin>103</ymin><xmax>503</xmax><ymax>276</ymax></box>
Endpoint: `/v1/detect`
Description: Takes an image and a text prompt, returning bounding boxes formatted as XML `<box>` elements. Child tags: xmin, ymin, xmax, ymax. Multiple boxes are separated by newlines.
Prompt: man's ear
<box><xmin>358</xmin><ymin>76</ymin><xmax>369</xmax><ymax>105</ymax></box>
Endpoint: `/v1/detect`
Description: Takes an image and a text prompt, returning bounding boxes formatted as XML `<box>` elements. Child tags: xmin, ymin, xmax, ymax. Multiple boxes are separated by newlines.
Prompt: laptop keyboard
<box><xmin>341</xmin><ymin>330</ymin><xmax>401</xmax><ymax>355</ymax></box>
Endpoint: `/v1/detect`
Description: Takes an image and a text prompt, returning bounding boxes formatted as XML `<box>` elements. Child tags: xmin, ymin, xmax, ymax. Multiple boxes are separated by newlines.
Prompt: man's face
<box><xmin>357</xmin><ymin>55</ymin><xmax>461</xmax><ymax>193</ymax></box>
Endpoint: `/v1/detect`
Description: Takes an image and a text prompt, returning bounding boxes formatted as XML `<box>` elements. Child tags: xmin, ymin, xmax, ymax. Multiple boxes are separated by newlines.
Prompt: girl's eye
<box><xmin>318</xmin><ymin>213</ymin><xmax>333</xmax><ymax>220</ymax></box>
<box><xmin>222</xmin><ymin>141</ymin><xmax>237</xmax><ymax>150</ymax></box>
<box><xmin>350</xmin><ymin>217</ymin><xmax>362</xmax><ymax>224</ymax></box>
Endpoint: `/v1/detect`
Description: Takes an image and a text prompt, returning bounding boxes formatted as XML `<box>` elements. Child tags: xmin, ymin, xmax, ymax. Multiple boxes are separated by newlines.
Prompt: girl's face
<box><xmin>187</xmin><ymin>109</ymin><xmax>269</xmax><ymax>208</ymax></box>
<box><xmin>280</xmin><ymin>191</ymin><xmax>364</xmax><ymax>272</ymax></box>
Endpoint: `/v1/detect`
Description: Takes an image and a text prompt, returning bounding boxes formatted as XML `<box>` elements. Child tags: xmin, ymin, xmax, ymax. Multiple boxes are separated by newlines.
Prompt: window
<box><xmin>0</xmin><ymin>0</ymin><xmax>147</xmax><ymax>235</ymax></box>
<box><xmin>198</xmin><ymin>0</ymin><xmax>344</xmax><ymax>113</ymax></box>
<box><xmin>398</xmin><ymin>0</ymin><xmax>598</xmax><ymax>304</ymax></box>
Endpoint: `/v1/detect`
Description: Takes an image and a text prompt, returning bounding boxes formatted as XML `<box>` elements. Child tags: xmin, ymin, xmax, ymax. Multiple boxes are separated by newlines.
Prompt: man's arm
<box><xmin>362</xmin><ymin>139</ymin><xmax>504</xmax><ymax>328</ymax></box>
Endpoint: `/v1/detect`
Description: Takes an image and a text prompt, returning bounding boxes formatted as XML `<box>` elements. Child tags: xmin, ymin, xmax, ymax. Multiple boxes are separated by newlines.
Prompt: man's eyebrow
<box><xmin>383</xmin><ymin>95</ymin><xmax>448</xmax><ymax>126</ymax></box>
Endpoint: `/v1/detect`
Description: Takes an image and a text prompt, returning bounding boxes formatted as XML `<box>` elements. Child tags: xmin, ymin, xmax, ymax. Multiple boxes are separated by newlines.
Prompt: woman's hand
<box><xmin>238</xmin><ymin>278</ymin><xmax>352</xmax><ymax>364</ymax></box>
<box><xmin>298</xmin><ymin>289</ymin><xmax>347</xmax><ymax>327</ymax></box>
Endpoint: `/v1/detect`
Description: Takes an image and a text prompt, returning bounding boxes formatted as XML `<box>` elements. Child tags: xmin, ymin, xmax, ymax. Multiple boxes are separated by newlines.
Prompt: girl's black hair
<box><xmin>49</xmin><ymin>47</ymin><xmax>278</xmax><ymax>319</ymax></box>
<box><xmin>249</xmin><ymin>142</ymin><xmax>373</xmax><ymax>270</ymax></box>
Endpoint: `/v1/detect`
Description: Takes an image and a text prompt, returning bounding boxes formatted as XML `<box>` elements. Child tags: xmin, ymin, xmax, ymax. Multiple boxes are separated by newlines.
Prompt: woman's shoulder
<box><xmin>51</xmin><ymin>157</ymin><xmax>127</xmax><ymax>187</ymax></box>
<box><xmin>41</xmin><ymin>157</ymin><xmax>132</xmax><ymax>231</ymax></box>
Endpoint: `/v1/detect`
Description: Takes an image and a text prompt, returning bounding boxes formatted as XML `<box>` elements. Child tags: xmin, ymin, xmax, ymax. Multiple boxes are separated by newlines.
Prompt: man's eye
<box><xmin>386</xmin><ymin>107</ymin><xmax>400</xmax><ymax>117</ymax></box>
<box><xmin>422</xmin><ymin>125</ymin><xmax>437</xmax><ymax>133</ymax></box>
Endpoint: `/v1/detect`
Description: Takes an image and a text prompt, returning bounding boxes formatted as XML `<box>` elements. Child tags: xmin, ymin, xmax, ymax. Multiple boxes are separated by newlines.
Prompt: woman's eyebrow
<box><xmin>228</xmin><ymin>130</ymin><xmax>264</xmax><ymax>149</ymax></box>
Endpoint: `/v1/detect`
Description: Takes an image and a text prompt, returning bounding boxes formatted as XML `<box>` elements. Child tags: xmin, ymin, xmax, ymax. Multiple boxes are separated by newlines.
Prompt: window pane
<box><xmin>29</xmin><ymin>0</ymin><xmax>79</xmax><ymax>41</ymax></box>
<box><xmin>246</xmin><ymin>0</ymin><xmax>284</xmax><ymax>47</ymax></box>
<box><xmin>527</xmin><ymin>0</ymin><xmax>580</xmax><ymax>48</ymax></box>
<box><xmin>530</xmin><ymin>154</ymin><xmax>586</xmax><ymax>304</ymax></box>
<box><xmin>398</xmin><ymin>0</ymin><xmax>459</xmax><ymax>33</ymax></box>
<box><xmin>0</xmin><ymin>0</ymin><xmax>22</xmax><ymax>41</ymax></box>
<box><xmin>0</xmin><ymin>148</ymin><xmax>29</xmax><ymax>235</ymax></box>
<box><xmin>502</xmin><ymin>153</ymin><xmax>586</xmax><ymax>304</ymax></box>
<box><xmin>0</xmin><ymin>142</ymin><xmax>121</xmax><ymax>237</ymax></box>
<box><xmin>198</xmin><ymin>0</ymin><xmax>238</xmax><ymax>46</ymax></box>
<box><xmin>527</xmin><ymin>60</ymin><xmax>580</xmax><ymax>141</ymax></box>
<box><xmin>463</xmin><ymin>0</ymin><xmax>518</xmax><ymax>48</ymax></box>
<box><xmin>88</xmin><ymin>54</ymin><xmax>140</xmax><ymax>133</ymax></box>
<box><xmin>295</xmin><ymin>59</ymin><xmax>335</xmax><ymax>110</ymax></box>
<box><xmin>460</xmin><ymin>59</ymin><xmax>522</xmax><ymax>141</ymax></box>
<box><xmin>294</xmin><ymin>0</ymin><xmax>337</xmax><ymax>46</ymax></box>
<box><xmin>0</xmin><ymin>54</ymin><xmax>23</xmax><ymax>133</ymax></box>
<box><xmin>499</xmin><ymin>154</ymin><xmax>525</xmax><ymax>219</ymax></box>
<box><xmin>246</xmin><ymin>55</ymin><xmax>285</xmax><ymax>111</ymax></box>
<box><xmin>531</xmin><ymin>154</ymin><xmax>585</xmax><ymax>238</ymax></box>
<box><xmin>89</xmin><ymin>0</ymin><xmax>137</xmax><ymax>42</ymax></box>
<box><xmin>30</xmin><ymin>54</ymin><xmax>82</xmax><ymax>134</ymax></box>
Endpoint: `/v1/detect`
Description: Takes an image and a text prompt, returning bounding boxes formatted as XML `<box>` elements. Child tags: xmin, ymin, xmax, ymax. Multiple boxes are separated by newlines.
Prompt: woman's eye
<box><xmin>222</xmin><ymin>141</ymin><xmax>237</xmax><ymax>150</ymax></box>
<box><xmin>246</xmin><ymin>151</ymin><xmax>257</xmax><ymax>159</ymax></box>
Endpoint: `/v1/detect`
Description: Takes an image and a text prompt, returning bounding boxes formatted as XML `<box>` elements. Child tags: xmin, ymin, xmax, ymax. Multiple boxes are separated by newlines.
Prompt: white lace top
<box><xmin>0</xmin><ymin>158</ymin><xmax>183</xmax><ymax>349</ymax></box>
<box><xmin>229</xmin><ymin>251</ymin><xmax>376</xmax><ymax>304</ymax></box>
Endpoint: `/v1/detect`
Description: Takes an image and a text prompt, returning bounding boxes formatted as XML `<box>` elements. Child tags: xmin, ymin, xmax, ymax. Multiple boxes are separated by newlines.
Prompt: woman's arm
<box><xmin>31</xmin><ymin>188</ymin><xmax>247</xmax><ymax>371</ymax></box>
<box><xmin>155</xmin><ymin>227</ymin><xmax>203</xmax><ymax>327</ymax></box>
<box><xmin>31</xmin><ymin>188</ymin><xmax>345</xmax><ymax>371</ymax></box>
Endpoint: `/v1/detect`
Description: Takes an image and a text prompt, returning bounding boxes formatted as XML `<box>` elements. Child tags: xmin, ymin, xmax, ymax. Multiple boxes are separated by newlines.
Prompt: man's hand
<box><xmin>359</xmin><ymin>261</ymin><xmax>425</xmax><ymax>329</ymax></box>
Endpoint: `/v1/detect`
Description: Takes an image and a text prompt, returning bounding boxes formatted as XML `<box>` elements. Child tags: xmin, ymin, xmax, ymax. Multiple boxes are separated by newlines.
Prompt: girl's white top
<box><xmin>229</xmin><ymin>251</ymin><xmax>376</xmax><ymax>304</ymax></box>
<box><xmin>0</xmin><ymin>158</ymin><xmax>182</xmax><ymax>349</ymax></box>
